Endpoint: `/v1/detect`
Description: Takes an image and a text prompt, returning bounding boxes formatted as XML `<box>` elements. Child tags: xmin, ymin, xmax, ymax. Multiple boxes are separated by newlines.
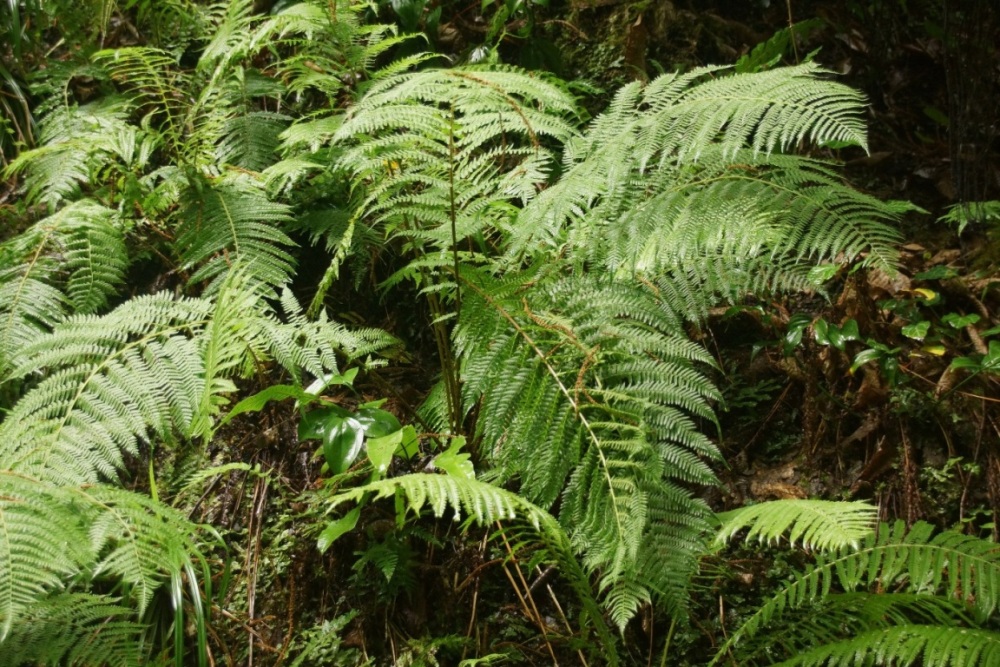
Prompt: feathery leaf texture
<box><xmin>714</xmin><ymin>499</ymin><xmax>878</xmax><ymax>552</ymax></box>
<box><xmin>332</xmin><ymin>65</ymin><xmax>578</xmax><ymax>261</ymax></box>
<box><xmin>178</xmin><ymin>172</ymin><xmax>296</xmax><ymax>291</ymax></box>
<box><xmin>714</xmin><ymin>519</ymin><xmax>1000</xmax><ymax>666</ymax></box>
<box><xmin>775</xmin><ymin>625</ymin><xmax>1000</xmax><ymax>667</ymax></box>
<box><xmin>508</xmin><ymin>63</ymin><xmax>907</xmax><ymax>304</ymax></box>
<box><xmin>0</xmin><ymin>199</ymin><xmax>127</xmax><ymax>376</ymax></box>
<box><xmin>456</xmin><ymin>268</ymin><xmax>720</xmax><ymax>626</ymax></box>
<box><xmin>0</xmin><ymin>271</ymin><xmax>393</xmax><ymax>655</ymax></box>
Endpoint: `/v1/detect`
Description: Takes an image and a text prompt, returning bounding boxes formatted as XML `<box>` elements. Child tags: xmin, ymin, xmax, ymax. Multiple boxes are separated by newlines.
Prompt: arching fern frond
<box><xmin>509</xmin><ymin>64</ymin><xmax>906</xmax><ymax>291</ymax></box>
<box><xmin>777</xmin><ymin>625</ymin><xmax>1000</xmax><ymax>667</ymax></box>
<box><xmin>0</xmin><ymin>593</ymin><xmax>144</xmax><ymax>667</ymax></box>
<box><xmin>713</xmin><ymin>520</ymin><xmax>1000</xmax><ymax>666</ymax></box>
<box><xmin>327</xmin><ymin>473</ymin><xmax>619</xmax><ymax>664</ymax></box>
<box><xmin>0</xmin><ymin>292</ymin><xmax>210</xmax><ymax>483</ymax></box>
<box><xmin>714</xmin><ymin>499</ymin><xmax>878</xmax><ymax>552</ymax></box>
<box><xmin>635</xmin><ymin>62</ymin><xmax>868</xmax><ymax>164</ymax></box>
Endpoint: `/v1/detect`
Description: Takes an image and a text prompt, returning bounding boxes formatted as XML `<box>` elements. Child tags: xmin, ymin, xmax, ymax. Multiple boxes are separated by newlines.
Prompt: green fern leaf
<box><xmin>715</xmin><ymin>499</ymin><xmax>878</xmax><ymax>552</ymax></box>
<box><xmin>177</xmin><ymin>172</ymin><xmax>296</xmax><ymax>291</ymax></box>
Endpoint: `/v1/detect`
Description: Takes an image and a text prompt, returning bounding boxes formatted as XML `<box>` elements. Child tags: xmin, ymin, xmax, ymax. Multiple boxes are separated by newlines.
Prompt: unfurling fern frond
<box><xmin>328</xmin><ymin>473</ymin><xmax>619</xmax><ymax>664</ymax></box>
<box><xmin>713</xmin><ymin>519</ymin><xmax>1000</xmax><ymax>666</ymax></box>
<box><xmin>455</xmin><ymin>268</ymin><xmax>720</xmax><ymax>626</ymax></box>
<box><xmin>0</xmin><ymin>200</ymin><xmax>127</xmax><ymax>375</ymax></box>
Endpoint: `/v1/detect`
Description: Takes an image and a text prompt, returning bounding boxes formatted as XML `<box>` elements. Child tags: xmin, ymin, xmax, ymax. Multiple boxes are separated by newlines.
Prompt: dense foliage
<box><xmin>1</xmin><ymin>1</ymin><xmax>998</xmax><ymax>665</ymax></box>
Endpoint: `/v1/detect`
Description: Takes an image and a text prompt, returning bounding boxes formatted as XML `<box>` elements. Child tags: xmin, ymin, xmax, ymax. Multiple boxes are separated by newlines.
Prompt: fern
<box><xmin>714</xmin><ymin>499</ymin><xmax>878</xmax><ymax>551</ymax></box>
<box><xmin>775</xmin><ymin>625</ymin><xmax>1000</xmax><ymax>667</ymax></box>
<box><xmin>331</xmin><ymin>65</ymin><xmax>578</xmax><ymax>265</ymax></box>
<box><xmin>328</xmin><ymin>473</ymin><xmax>620</xmax><ymax>664</ymax></box>
<box><xmin>507</xmin><ymin>63</ymin><xmax>909</xmax><ymax>315</ymax></box>
<box><xmin>177</xmin><ymin>172</ymin><xmax>296</xmax><ymax>292</ymax></box>
<box><xmin>453</xmin><ymin>268</ymin><xmax>720</xmax><ymax>626</ymax></box>
<box><xmin>4</xmin><ymin>97</ymin><xmax>145</xmax><ymax>208</ymax></box>
<box><xmin>712</xmin><ymin>515</ymin><xmax>1000</xmax><ymax>666</ymax></box>
<box><xmin>0</xmin><ymin>593</ymin><xmax>144</xmax><ymax>667</ymax></box>
<box><xmin>0</xmin><ymin>200</ymin><xmax>127</xmax><ymax>376</ymax></box>
<box><xmin>0</xmin><ymin>269</ymin><xmax>393</xmax><ymax>658</ymax></box>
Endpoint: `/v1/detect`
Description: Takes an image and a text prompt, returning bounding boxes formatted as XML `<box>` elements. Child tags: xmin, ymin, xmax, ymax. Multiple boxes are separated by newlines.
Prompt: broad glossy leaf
<box><xmin>901</xmin><ymin>320</ymin><xmax>930</xmax><ymax>341</ymax></box>
<box><xmin>298</xmin><ymin>404</ymin><xmax>352</xmax><ymax>442</ymax></box>
<box><xmin>367</xmin><ymin>429</ymin><xmax>402</xmax><ymax>477</ymax></box>
<box><xmin>355</xmin><ymin>407</ymin><xmax>401</xmax><ymax>439</ymax></box>
<box><xmin>323</xmin><ymin>417</ymin><xmax>365</xmax><ymax>474</ymax></box>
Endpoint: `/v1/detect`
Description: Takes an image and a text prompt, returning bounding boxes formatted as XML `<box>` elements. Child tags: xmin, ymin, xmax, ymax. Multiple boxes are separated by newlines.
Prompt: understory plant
<box><xmin>290</xmin><ymin>56</ymin><xmax>912</xmax><ymax>635</ymax></box>
<box><xmin>0</xmin><ymin>0</ymin><xmax>962</xmax><ymax>664</ymax></box>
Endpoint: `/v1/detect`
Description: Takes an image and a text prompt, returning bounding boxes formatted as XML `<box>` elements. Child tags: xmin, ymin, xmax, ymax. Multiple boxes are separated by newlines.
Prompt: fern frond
<box><xmin>328</xmin><ymin>473</ymin><xmax>619</xmax><ymax>664</ymax></box>
<box><xmin>0</xmin><ymin>199</ymin><xmax>128</xmax><ymax>375</ymax></box>
<box><xmin>0</xmin><ymin>473</ymin><xmax>92</xmax><ymax>639</ymax></box>
<box><xmin>0</xmin><ymin>593</ymin><xmax>144</xmax><ymax>667</ymax></box>
<box><xmin>637</xmin><ymin>62</ymin><xmax>869</xmax><ymax>164</ymax></box>
<box><xmin>776</xmin><ymin>625</ymin><xmax>1000</xmax><ymax>667</ymax></box>
<box><xmin>714</xmin><ymin>499</ymin><xmax>878</xmax><ymax>552</ymax></box>
<box><xmin>509</xmin><ymin>64</ymin><xmax>904</xmax><ymax>286</ymax></box>
<box><xmin>4</xmin><ymin>98</ymin><xmax>139</xmax><ymax>207</ymax></box>
<box><xmin>217</xmin><ymin>110</ymin><xmax>289</xmax><ymax>171</ymax></box>
<box><xmin>0</xmin><ymin>293</ymin><xmax>210</xmax><ymax>483</ymax></box>
<box><xmin>177</xmin><ymin>171</ymin><xmax>296</xmax><ymax>291</ymax></box>
<box><xmin>457</xmin><ymin>269</ymin><xmax>720</xmax><ymax>626</ymax></box>
<box><xmin>94</xmin><ymin>47</ymin><xmax>186</xmax><ymax>150</ymax></box>
<box><xmin>333</xmin><ymin>65</ymin><xmax>578</xmax><ymax>261</ymax></box>
<box><xmin>714</xmin><ymin>520</ymin><xmax>1000</xmax><ymax>665</ymax></box>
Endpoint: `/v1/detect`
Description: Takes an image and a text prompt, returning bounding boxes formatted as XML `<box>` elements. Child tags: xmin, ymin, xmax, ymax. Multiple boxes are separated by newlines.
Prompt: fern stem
<box><xmin>497</xmin><ymin>522</ymin><xmax>561</xmax><ymax>666</ymax></box>
<box><xmin>447</xmin><ymin>105</ymin><xmax>462</xmax><ymax>317</ymax></box>
<box><xmin>658</xmin><ymin>617</ymin><xmax>677</xmax><ymax>667</ymax></box>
